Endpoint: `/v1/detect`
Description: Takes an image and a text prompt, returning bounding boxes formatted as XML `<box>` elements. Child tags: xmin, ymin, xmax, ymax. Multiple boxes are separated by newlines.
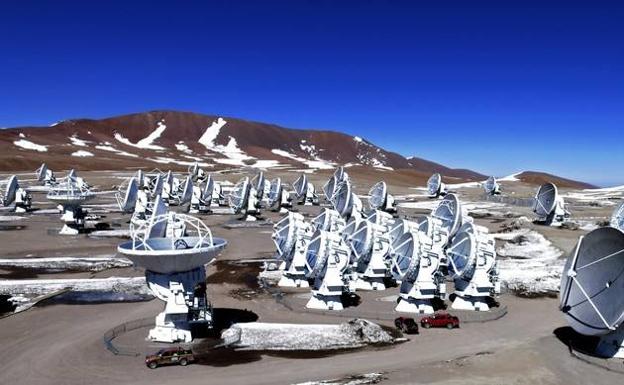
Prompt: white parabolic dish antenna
<box><xmin>534</xmin><ymin>183</ymin><xmax>557</xmax><ymax>217</ymax></box>
<box><xmin>390</xmin><ymin>232</ymin><xmax>417</xmax><ymax>281</ymax></box>
<box><xmin>229</xmin><ymin>177</ymin><xmax>251</xmax><ymax>214</ymax></box>
<box><xmin>1</xmin><ymin>175</ymin><xmax>18</xmax><ymax>206</ymax></box>
<box><xmin>427</xmin><ymin>173</ymin><xmax>446</xmax><ymax>197</ymax></box>
<box><xmin>559</xmin><ymin>227</ymin><xmax>624</xmax><ymax>358</ymax></box>
<box><xmin>611</xmin><ymin>202</ymin><xmax>624</xmax><ymax>232</ymax></box>
<box><xmin>293</xmin><ymin>174</ymin><xmax>308</xmax><ymax>199</ymax></box>
<box><xmin>334</xmin><ymin>180</ymin><xmax>361</xmax><ymax>219</ymax></box>
<box><xmin>117</xmin><ymin>177</ymin><xmax>139</xmax><ymax>213</ymax></box>
<box><xmin>432</xmin><ymin>193</ymin><xmax>462</xmax><ymax>239</ymax></box>
<box><xmin>484</xmin><ymin>176</ymin><xmax>500</xmax><ymax>195</ymax></box>
<box><xmin>368</xmin><ymin>181</ymin><xmax>396</xmax><ymax>213</ymax></box>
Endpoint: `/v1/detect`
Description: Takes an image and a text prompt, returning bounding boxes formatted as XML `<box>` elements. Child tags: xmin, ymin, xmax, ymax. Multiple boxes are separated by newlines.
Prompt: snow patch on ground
<box><xmin>294</xmin><ymin>373</ymin><xmax>385</xmax><ymax>385</ymax></box>
<box><xmin>114</xmin><ymin>120</ymin><xmax>166</xmax><ymax>150</ymax></box>
<box><xmin>71</xmin><ymin>150</ymin><xmax>94</xmax><ymax>157</ymax></box>
<box><xmin>562</xmin><ymin>185</ymin><xmax>624</xmax><ymax>206</ymax></box>
<box><xmin>0</xmin><ymin>256</ymin><xmax>132</xmax><ymax>272</ymax></box>
<box><xmin>221</xmin><ymin>319</ymin><xmax>393</xmax><ymax>351</ymax></box>
<box><xmin>447</xmin><ymin>181</ymin><xmax>481</xmax><ymax>189</ymax></box>
<box><xmin>495</xmin><ymin>230</ymin><xmax>564</xmax><ymax>297</ymax></box>
<box><xmin>13</xmin><ymin>139</ymin><xmax>47</xmax><ymax>152</ymax></box>
<box><xmin>0</xmin><ymin>216</ymin><xmax>24</xmax><ymax>221</ymax></box>
<box><xmin>18</xmin><ymin>133</ymin><xmax>26</xmax><ymax>138</ymax></box>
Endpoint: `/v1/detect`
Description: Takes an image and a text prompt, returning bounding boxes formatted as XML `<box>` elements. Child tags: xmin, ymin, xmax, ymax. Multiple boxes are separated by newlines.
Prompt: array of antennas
<box><xmin>46</xmin><ymin>169</ymin><xmax>95</xmax><ymax>235</ymax></box>
<box><xmin>270</xmin><ymin>167</ymin><xmax>499</xmax><ymax>312</ymax></box>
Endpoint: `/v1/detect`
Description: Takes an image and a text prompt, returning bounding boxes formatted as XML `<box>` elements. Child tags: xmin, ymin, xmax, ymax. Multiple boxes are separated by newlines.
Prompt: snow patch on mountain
<box><xmin>175</xmin><ymin>141</ymin><xmax>192</xmax><ymax>154</ymax></box>
<box><xmin>114</xmin><ymin>120</ymin><xmax>166</xmax><ymax>150</ymax></box>
<box><xmin>95</xmin><ymin>144</ymin><xmax>139</xmax><ymax>158</ymax></box>
<box><xmin>14</xmin><ymin>139</ymin><xmax>48</xmax><ymax>152</ymax></box>
<box><xmin>198</xmin><ymin>117</ymin><xmax>227</xmax><ymax>148</ymax></box>
<box><xmin>499</xmin><ymin>172</ymin><xmax>523</xmax><ymax>182</ymax></box>
<box><xmin>69</xmin><ymin>135</ymin><xmax>90</xmax><ymax>147</ymax></box>
<box><xmin>271</xmin><ymin>149</ymin><xmax>335</xmax><ymax>170</ymax></box>
<box><xmin>71</xmin><ymin>150</ymin><xmax>94</xmax><ymax>157</ymax></box>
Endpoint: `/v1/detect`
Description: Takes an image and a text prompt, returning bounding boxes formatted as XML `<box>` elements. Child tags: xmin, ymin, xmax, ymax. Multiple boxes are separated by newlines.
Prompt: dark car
<box><xmin>145</xmin><ymin>347</ymin><xmax>195</xmax><ymax>369</ymax></box>
<box><xmin>394</xmin><ymin>317</ymin><xmax>419</xmax><ymax>334</ymax></box>
<box><xmin>420</xmin><ymin>312</ymin><xmax>460</xmax><ymax>329</ymax></box>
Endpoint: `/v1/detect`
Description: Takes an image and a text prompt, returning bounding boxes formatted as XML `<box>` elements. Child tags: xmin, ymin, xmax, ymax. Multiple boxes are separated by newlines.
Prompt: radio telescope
<box><xmin>429</xmin><ymin>193</ymin><xmax>464</xmax><ymax>248</ymax></box>
<box><xmin>611</xmin><ymin>202</ymin><xmax>624</xmax><ymax>232</ymax></box>
<box><xmin>267</xmin><ymin>177</ymin><xmax>292</xmax><ymax>213</ymax></box>
<box><xmin>312</xmin><ymin>207</ymin><xmax>346</xmax><ymax>233</ymax></box>
<box><xmin>392</xmin><ymin>230</ymin><xmax>445</xmax><ymax>314</ymax></box>
<box><xmin>533</xmin><ymin>182</ymin><xmax>569</xmax><ymax>225</ymax></box>
<box><xmin>483</xmin><ymin>176</ymin><xmax>500</xmax><ymax>195</ymax></box>
<box><xmin>251</xmin><ymin>171</ymin><xmax>270</xmax><ymax>202</ymax></box>
<box><xmin>273</xmin><ymin>211</ymin><xmax>313</xmax><ymax>287</ymax></box>
<box><xmin>35</xmin><ymin>163</ymin><xmax>56</xmax><ymax>186</ymax></box>
<box><xmin>1</xmin><ymin>175</ymin><xmax>32</xmax><ymax>213</ymax></box>
<box><xmin>293</xmin><ymin>174</ymin><xmax>318</xmax><ymax>206</ymax></box>
<box><xmin>333</xmin><ymin>180</ymin><xmax>363</xmax><ymax>221</ymax></box>
<box><xmin>427</xmin><ymin>173</ymin><xmax>447</xmax><ymax>198</ymax></box>
<box><xmin>188</xmin><ymin>162</ymin><xmax>206</xmax><ymax>182</ymax></box>
<box><xmin>190</xmin><ymin>174</ymin><xmax>223</xmax><ymax>214</ymax></box>
<box><xmin>446</xmin><ymin>224</ymin><xmax>499</xmax><ymax>311</ymax></box>
<box><xmin>116</xmin><ymin>176</ymin><xmax>143</xmax><ymax>214</ymax></box>
<box><xmin>118</xmin><ymin>213</ymin><xmax>227</xmax><ymax>343</ymax></box>
<box><xmin>323</xmin><ymin>166</ymin><xmax>349</xmax><ymax>202</ymax></box>
<box><xmin>304</xmin><ymin>229</ymin><xmax>351</xmax><ymax>310</ymax></box>
<box><xmin>368</xmin><ymin>181</ymin><xmax>397</xmax><ymax>214</ymax></box>
<box><xmin>348</xmin><ymin>210</ymin><xmax>394</xmax><ymax>290</ymax></box>
<box><xmin>229</xmin><ymin>177</ymin><xmax>261</xmax><ymax>221</ymax></box>
<box><xmin>559</xmin><ymin>227</ymin><xmax>624</xmax><ymax>358</ymax></box>
<box><xmin>46</xmin><ymin>173</ymin><xmax>96</xmax><ymax>235</ymax></box>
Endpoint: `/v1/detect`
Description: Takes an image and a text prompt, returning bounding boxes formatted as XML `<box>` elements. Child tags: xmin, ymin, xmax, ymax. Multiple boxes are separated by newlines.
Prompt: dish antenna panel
<box><xmin>36</xmin><ymin>163</ymin><xmax>56</xmax><ymax>186</ymax></box>
<box><xmin>149</xmin><ymin>173</ymin><xmax>165</xmax><ymax>198</ymax></box>
<box><xmin>323</xmin><ymin>166</ymin><xmax>349</xmax><ymax>202</ymax></box>
<box><xmin>446</xmin><ymin>225</ymin><xmax>499</xmax><ymax>311</ymax></box>
<box><xmin>229</xmin><ymin>177</ymin><xmax>261</xmax><ymax>221</ymax></box>
<box><xmin>393</xmin><ymin>230</ymin><xmax>445</xmax><ymax>314</ymax></box>
<box><xmin>267</xmin><ymin>177</ymin><xmax>292</xmax><ymax>213</ymax></box>
<box><xmin>118</xmin><ymin>213</ymin><xmax>227</xmax><ymax>343</ymax></box>
<box><xmin>559</xmin><ymin>227</ymin><xmax>624</xmax><ymax>358</ymax></box>
<box><xmin>46</xmin><ymin>174</ymin><xmax>95</xmax><ymax>235</ymax></box>
<box><xmin>368</xmin><ymin>181</ymin><xmax>397</xmax><ymax>214</ymax></box>
<box><xmin>1</xmin><ymin>175</ymin><xmax>31</xmax><ymax>213</ymax></box>
<box><xmin>293</xmin><ymin>174</ymin><xmax>318</xmax><ymax>206</ymax></box>
<box><xmin>304</xmin><ymin>229</ymin><xmax>351</xmax><ymax>310</ymax></box>
<box><xmin>427</xmin><ymin>173</ymin><xmax>447</xmax><ymax>198</ymax></box>
<box><xmin>251</xmin><ymin>171</ymin><xmax>269</xmax><ymax>201</ymax></box>
<box><xmin>333</xmin><ymin>180</ymin><xmax>363</xmax><ymax>220</ymax></box>
<box><xmin>272</xmin><ymin>211</ymin><xmax>313</xmax><ymax>287</ymax></box>
<box><xmin>116</xmin><ymin>177</ymin><xmax>140</xmax><ymax>214</ymax></box>
<box><xmin>312</xmin><ymin>208</ymin><xmax>346</xmax><ymax>233</ymax></box>
<box><xmin>348</xmin><ymin>210</ymin><xmax>395</xmax><ymax>290</ymax></box>
<box><xmin>533</xmin><ymin>182</ymin><xmax>569</xmax><ymax>225</ymax></box>
<box><xmin>483</xmin><ymin>176</ymin><xmax>500</xmax><ymax>195</ymax></box>
<box><xmin>177</xmin><ymin>176</ymin><xmax>194</xmax><ymax>206</ymax></box>
<box><xmin>610</xmin><ymin>202</ymin><xmax>624</xmax><ymax>232</ymax></box>
<box><xmin>429</xmin><ymin>193</ymin><xmax>463</xmax><ymax>247</ymax></box>
<box><xmin>188</xmin><ymin>162</ymin><xmax>206</xmax><ymax>182</ymax></box>
<box><xmin>135</xmin><ymin>170</ymin><xmax>146</xmax><ymax>188</ymax></box>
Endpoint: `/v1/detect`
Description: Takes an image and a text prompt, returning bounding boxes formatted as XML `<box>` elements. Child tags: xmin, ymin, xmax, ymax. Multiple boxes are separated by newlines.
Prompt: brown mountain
<box><xmin>512</xmin><ymin>171</ymin><xmax>596</xmax><ymax>189</ymax></box>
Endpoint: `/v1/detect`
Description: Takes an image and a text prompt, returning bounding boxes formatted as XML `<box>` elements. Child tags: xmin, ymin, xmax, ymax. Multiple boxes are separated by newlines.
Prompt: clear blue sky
<box><xmin>1</xmin><ymin>1</ymin><xmax>622</xmax><ymax>186</ymax></box>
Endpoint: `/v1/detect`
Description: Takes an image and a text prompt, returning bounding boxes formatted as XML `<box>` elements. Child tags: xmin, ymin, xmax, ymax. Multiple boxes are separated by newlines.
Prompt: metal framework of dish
<box><xmin>323</xmin><ymin>166</ymin><xmax>349</xmax><ymax>203</ymax></box>
<box><xmin>1</xmin><ymin>175</ymin><xmax>32</xmax><ymax>213</ymax></box>
<box><xmin>483</xmin><ymin>176</ymin><xmax>501</xmax><ymax>195</ymax></box>
<box><xmin>46</xmin><ymin>172</ymin><xmax>96</xmax><ymax>235</ymax></box>
<box><xmin>35</xmin><ymin>163</ymin><xmax>56</xmax><ymax>186</ymax></box>
<box><xmin>611</xmin><ymin>202</ymin><xmax>624</xmax><ymax>232</ymax></box>
<box><xmin>304</xmin><ymin>229</ymin><xmax>351</xmax><ymax>310</ymax></box>
<box><xmin>293</xmin><ymin>174</ymin><xmax>318</xmax><ymax>206</ymax></box>
<box><xmin>392</xmin><ymin>229</ymin><xmax>446</xmax><ymax>314</ymax></box>
<box><xmin>533</xmin><ymin>182</ymin><xmax>569</xmax><ymax>225</ymax></box>
<box><xmin>427</xmin><ymin>173</ymin><xmax>447</xmax><ymax>198</ymax></box>
<box><xmin>229</xmin><ymin>177</ymin><xmax>261</xmax><ymax>221</ymax></box>
<box><xmin>267</xmin><ymin>177</ymin><xmax>292</xmax><ymax>213</ymax></box>
<box><xmin>559</xmin><ymin>227</ymin><xmax>624</xmax><ymax>358</ymax></box>
<box><xmin>273</xmin><ymin>211</ymin><xmax>313</xmax><ymax>287</ymax></box>
<box><xmin>118</xmin><ymin>212</ymin><xmax>227</xmax><ymax>343</ymax></box>
<box><xmin>446</xmin><ymin>223</ymin><xmax>500</xmax><ymax>311</ymax></box>
<box><xmin>368</xmin><ymin>181</ymin><xmax>397</xmax><ymax>214</ymax></box>
<box><xmin>348</xmin><ymin>210</ymin><xmax>395</xmax><ymax>290</ymax></box>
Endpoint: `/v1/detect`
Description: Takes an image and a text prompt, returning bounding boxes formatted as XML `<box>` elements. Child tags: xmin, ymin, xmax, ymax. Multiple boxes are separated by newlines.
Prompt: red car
<box><xmin>420</xmin><ymin>312</ymin><xmax>460</xmax><ymax>329</ymax></box>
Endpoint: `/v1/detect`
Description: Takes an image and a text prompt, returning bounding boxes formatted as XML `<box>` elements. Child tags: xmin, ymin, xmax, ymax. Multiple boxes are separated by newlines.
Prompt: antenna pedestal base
<box><xmin>353</xmin><ymin>277</ymin><xmax>385</xmax><ymax>291</ymax></box>
<box><xmin>15</xmin><ymin>206</ymin><xmax>28</xmax><ymax>213</ymax></box>
<box><xmin>278</xmin><ymin>275</ymin><xmax>309</xmax><ymax>288</ymax></box>
<box><xmin>596</xmin><ymin>327</ymin><xmax>624</xmax><ymax>359</ymax></box>
<box><xmin>279</xmin><ymin>207</ymin><xmax>289</xmax><ymax>213</ymax></box>
<box><xmin>59</xmin><ymin>224</ymin><xmax>80</xmax><ymax>235</ymax></box>
<box><xmin>451</xmin><ymin>295</ymin><xmax>490</xmax><ymax>312</ymax></box>
<box><xmin>306</xmin><ymin>294</ymin><xmax>343</xmax><ymax>311</ymax></box>
<box><xmin>395</xmin><ymin>298</ymin><xmax>434</xmax><ymax>314</ymax></box>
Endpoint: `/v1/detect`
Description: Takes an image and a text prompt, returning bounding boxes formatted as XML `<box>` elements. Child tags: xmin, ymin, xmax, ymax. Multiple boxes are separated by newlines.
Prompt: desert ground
<box><xmin>0</xmin><ymin>168</ymin><xmax>622</xmax><ymax>385</ymax></box>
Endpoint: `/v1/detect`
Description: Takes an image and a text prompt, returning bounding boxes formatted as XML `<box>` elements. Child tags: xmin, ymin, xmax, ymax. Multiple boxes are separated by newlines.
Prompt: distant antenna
<box><xmin>483</xmin><ymin>176</ymin><xmax>500</xmax><ymax>195</ymax></box>
<box><xmin>293</xmin><ymin>174</ymin><xmax>318</xmax><ymax>206</ymax></box>
<box><xmin>135</xmin><ymin>170</ymin><xmax>145</xmax><ymax>188</ymax></box>
<box><xmin>118</xmin><ymin>212</ymin><xmax>227</xmax><ymax>343</ymax></box>
<box><xmin>304</xmin><ymin>229</ymin><xmax>351</xmax><ymax>310</ymax></box>
<box><xmin>533</xmin><ymin>182</ymin><xmax>569</xmax><ymax>225</ymax></box>
<box><xmin>610</xmin><ymin>202</ymin><xmax>624</xmax><ymax>232</ymax></box>
<box><xmin>368</xmin><ymin>181</ymin><xmax>396</xmax><ymax>213</ymax></box>
<box><xmin>323</xmin><ymin>166</ymin><xmax>349</xmax><ymax>202</ymax></box>
<box><xmin>251</xmin><ymin>171</ymin><xmax>268</xmax><ymax>201</ymax></box>
<box><xmin>229</xmin><ymin>177</ymin><xmax>261</xmax><ymax>221</ymax></box>
<box><xmin>116</xmin><ymin>177</ymin><xmax>139</xmax><ymax>213</ymax></box>
<box><xmin>150</xmin><ymin>173</ymin><xmax>164</xmax><ymax>198</ymax></box>
<box><xmin>427</xmin><ymin>173</ymin><xmax>447</xmax><ymax>198</ymax></box>
<box><xmin>178</xmin><ymin>176</ymin><xmax>193</xmax><ymax>206</ymax></box>
<box><xmin>446</xmin><ymin>225</ymin><xmax>499</xmax><ymax>311</ymax></box>
<box><xmin>1</xmin><ymin>175</ymin><xmax>18</xmax><ymax>208</ymax></box>
<box><xmin>559</xmin><ymin>227</ymin><xmax>624</xmax><ymax>358</ymax></box>
<box><xmin>36</xmin><ymin>163</ymin><xmax>56</xmax><ymax>186</ymax></box>
<box><xmin>267</xmin><ymin>177</ymin><xmax>292</xmax><ymax>212</ymax></box>
<box><xmin>431</xmin><ymin>193</ymin><xmax>463</xmax><ymax>243</ymax></box>
<box><xmin>46</xmin><ymin>173</ymin><xmax>95</xmax><ymax>235</ymax></box>
<box><xmin>333</xmin><ymin>180</ymin><xmax>363</xmax><ymax>220</ymax></box>
<box><xmin>273</xmin><ymin>211</ymin><xmax>313</xmax><ymax>287</ymax></box>
<box><xmin>312</xmin><ymin>208</ymin><xmax>346</xmax><ymax>233</ymax></box>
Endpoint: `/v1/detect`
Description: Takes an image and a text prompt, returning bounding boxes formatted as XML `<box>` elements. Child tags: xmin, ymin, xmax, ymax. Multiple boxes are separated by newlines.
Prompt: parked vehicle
<box><xmin>394</xmin><ymin>317</ymin><xmax>419</xmax><ymax>334</ymax></box>
<box><xmin>420</xmin><ymin>312</ymin><xmax>460</xmax><ymax>329</ymax></box>
<box><xmin>145</xmin><ymin>347</ymin><xmax>195</xmax><ymax>369</ymax></box>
